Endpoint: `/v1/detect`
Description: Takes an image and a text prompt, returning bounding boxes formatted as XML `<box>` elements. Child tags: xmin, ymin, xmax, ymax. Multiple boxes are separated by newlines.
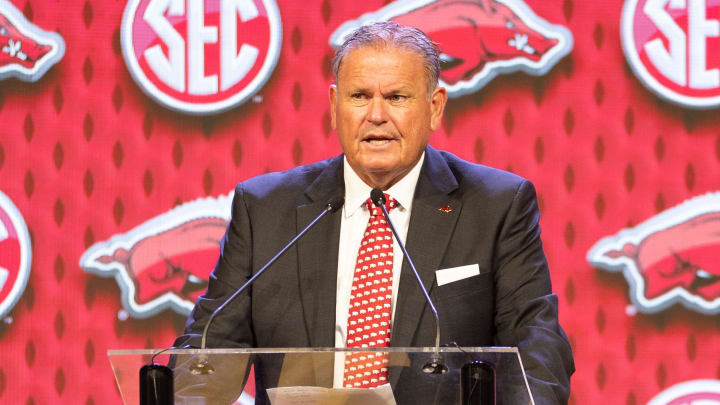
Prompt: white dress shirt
<box><xmin>332</xmin><ymin>153</ymin><xmax>425</xmax><ymax>387</ymax></box>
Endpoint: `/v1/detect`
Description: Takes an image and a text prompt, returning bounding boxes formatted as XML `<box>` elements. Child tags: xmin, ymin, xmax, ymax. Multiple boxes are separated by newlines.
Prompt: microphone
<box><xmin>187</xmin><ymin>196</ymin><xmax>344</xmax><ymax>375</ymax></box>
<box><xmin>370</xmin><ymin>189</ymin><xmax>446</xmax><ymax>374</ymax></box>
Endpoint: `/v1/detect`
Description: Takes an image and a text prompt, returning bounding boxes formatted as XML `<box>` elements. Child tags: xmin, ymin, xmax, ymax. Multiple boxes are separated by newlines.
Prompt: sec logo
<box><xmin>0</xmin><ymin>190</ymin><xmax>31</xmax><ymax>320</ymax></box>
<box><xmin>121</xmin><ymin>0</ymin><xmax>282</xmax><ymax>115</ymax></box>
<box><xmin>622</xmin><ymin>0</ymin><xmax>720</xmax><ymax>108</ymax></box>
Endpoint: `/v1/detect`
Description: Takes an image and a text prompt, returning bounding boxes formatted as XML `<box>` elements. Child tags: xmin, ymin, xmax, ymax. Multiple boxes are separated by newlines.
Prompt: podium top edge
<box><xmin>107</xmin><ymin>346</ymin><xmax>518</xmax><ymax>356</ymax></box>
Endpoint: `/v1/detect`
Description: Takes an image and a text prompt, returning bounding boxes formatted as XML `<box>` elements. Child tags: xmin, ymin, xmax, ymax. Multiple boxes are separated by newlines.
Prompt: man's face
<box><xmin>330</xmin><ymin>46</ymin><xmax>447</xmax><ymax>189</ymax></box>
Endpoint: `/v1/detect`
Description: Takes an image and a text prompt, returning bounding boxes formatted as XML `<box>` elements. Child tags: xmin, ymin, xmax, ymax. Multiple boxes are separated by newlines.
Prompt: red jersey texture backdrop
<box><xmin>0</xmin><ymin>0</ymin><xmax>719</xmax><ymax>404</ymax></box>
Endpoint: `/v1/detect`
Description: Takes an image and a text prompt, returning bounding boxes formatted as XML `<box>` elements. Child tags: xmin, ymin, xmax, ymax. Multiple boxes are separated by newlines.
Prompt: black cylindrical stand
<box><xmin>140</xmin><ymin>364</ymin><xmax>173</xmax><ymax>405</ymax></box>
<box><xmin>461</xmin><ymin>360</ymin><xmax>496</xmax><ymax>405</ymax></box>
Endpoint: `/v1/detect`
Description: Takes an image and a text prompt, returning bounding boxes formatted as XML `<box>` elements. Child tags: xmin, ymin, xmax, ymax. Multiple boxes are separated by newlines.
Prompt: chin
<box><xmin>358</xmin><ymin>153</ymin><xmax>399</xmax><ymax>166</ymax></box>
<box><xmin>358</xmin><ymin>162</ymin><xmax>399</xmax><ymax>174</ymax></box>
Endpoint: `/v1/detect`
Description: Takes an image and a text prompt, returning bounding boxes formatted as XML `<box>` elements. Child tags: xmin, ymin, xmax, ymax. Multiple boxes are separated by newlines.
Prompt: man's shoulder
<box><xmin>431</xmin><ymin>148</ymin><xmax>529</xmax><ymax>193</ymax></box>
<box><xmin>235</xmin><ymin>155</ymin><xmax>342</xmax><ymax>201</ymax></box>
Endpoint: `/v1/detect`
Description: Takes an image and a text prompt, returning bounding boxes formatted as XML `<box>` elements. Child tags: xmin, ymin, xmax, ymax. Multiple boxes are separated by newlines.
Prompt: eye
<box><xmin>388</xmin><ymin>94</ymin><xmax>407</xmax><ymax>102</ymax></box>
<box><xmin>0</xmin><ymin>28</ymin><xmax>7</xmax><ymax>36</ymax></box>
<box><xmin>505</xmin><ymin>20</ymin><xmax>515</xmax><ymax>29</ymax></box>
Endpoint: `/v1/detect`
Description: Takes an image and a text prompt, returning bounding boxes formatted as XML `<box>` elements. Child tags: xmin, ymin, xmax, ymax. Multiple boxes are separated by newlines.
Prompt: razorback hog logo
<box><xmin>588</xmin><ymin>192</ymin><xmax>720</xmax><ymax>314</ymax></box>
<box><xmin>622</xmin><ymin>0</ymin><xmax>720</xmax><ymax>109</ymax></box>
<box><xmin>80</xmin><ymin>194</ymin><xmax>232</xmax><ymax>318</ymax></box>
<box><xmin>0</xmin><ymin>0</ymin><xmax>65</xmax><ymax>82</ymax></box>
<box><xmin>0</xmin><ymin>190</ymin><xmax>32</xmax><ymax>320</ymax></box>
<box><xmin>329</xmin><ymin>0</ymin><xmax>573</xmax><ymax>98</ymax></box>
<box><xmin>647</xmin><ymin>379</ymin><xmax>720</xmax><ymax>405</ymax></box>
<box><xmin>121</xmin><ymin>0</ymin><xmax>282</xmax><ymax>115</ymax></box>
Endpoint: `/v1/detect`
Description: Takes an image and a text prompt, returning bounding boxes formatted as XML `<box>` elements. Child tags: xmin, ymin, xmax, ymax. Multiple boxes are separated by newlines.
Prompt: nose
<box><xmin>365</xmin><ymin>95</ymin><xmax>387</xmax><ymax>125</ymax></box>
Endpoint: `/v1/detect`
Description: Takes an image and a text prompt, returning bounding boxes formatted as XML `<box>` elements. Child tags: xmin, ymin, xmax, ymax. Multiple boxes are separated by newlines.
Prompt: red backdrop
<box><xmin>1</xmin><ymin>0</ymin><xmax>719</xmax><ymax>404</ymax></box>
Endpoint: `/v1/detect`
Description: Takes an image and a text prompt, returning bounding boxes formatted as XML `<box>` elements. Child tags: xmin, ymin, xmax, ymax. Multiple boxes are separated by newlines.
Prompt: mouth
<box><xmin>361</xmin><ymin>134</ymin><xmax>397</xmax><ymax>146</ymax></box>
<box><xmin>180</xmin><ymin>274</ymin><xmax>209</xmax><ymax>297</ymax></box>
<box><xmin>507</xmin><ymin>33</ymin><xmax>537</xmax><ymax>55</ymax></box>
<box><xmin>2</xmin><ymin>39</ymin><xmax>29</xmax><ymax>61</ymax></box>
<box><xmin>689</xmin><ymin>269</ymin><xmax>720</xmax><ymax>292</ymax></box>
<box><xmin>439</xmin><ymin>53</ymin><xmax>464</xmax><ymax>71</ymax></box>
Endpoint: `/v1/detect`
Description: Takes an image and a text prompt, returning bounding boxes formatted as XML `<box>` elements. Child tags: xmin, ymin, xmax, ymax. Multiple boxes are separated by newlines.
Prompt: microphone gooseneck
<box><xmin>370</xmin><ymin>189</ymin><xmax>446</xmax><ymax>374</ymax></box>
<box><xmin>191</xmin><ymin>197</ymin><xmax>344</xmax><ymax>375</ymax></box>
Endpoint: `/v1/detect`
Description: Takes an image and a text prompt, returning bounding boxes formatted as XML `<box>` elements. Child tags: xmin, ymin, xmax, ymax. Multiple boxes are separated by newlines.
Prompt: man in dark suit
<box><xmin>176</xmin><ymin>21</ymin><xmax>574</xmax><ymax>404</ymax></box>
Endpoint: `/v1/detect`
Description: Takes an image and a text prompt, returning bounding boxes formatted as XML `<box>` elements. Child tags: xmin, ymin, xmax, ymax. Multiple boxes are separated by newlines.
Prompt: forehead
<box><xmin>337</xmin><ymin>45</ymin><xmax>427</xmax><ymax>85</ymax></box>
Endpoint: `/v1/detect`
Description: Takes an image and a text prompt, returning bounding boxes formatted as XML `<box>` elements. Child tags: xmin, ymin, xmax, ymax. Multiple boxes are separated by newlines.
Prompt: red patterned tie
<box><xmin>343</xmin><ymin>195</ymin><xmax>397</xmax><ymax>388</ymax></box>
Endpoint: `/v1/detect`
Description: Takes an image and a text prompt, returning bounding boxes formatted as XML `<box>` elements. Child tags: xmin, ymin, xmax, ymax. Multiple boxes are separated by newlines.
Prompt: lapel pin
<box><xmin>438</xmin><ymin>205</ymin><xmax>452</xmax><ymax>213</ymax></box>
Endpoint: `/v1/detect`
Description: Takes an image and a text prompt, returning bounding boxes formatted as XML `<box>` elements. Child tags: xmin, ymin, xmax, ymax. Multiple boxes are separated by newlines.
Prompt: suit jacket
<box><xmin>175</xmin><ymin>145</ymin><xmax>575</xmax><ymax>404</ymax></box>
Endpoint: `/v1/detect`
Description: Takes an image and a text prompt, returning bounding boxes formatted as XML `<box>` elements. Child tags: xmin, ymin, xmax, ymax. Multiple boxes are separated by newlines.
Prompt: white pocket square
<box><xmin>435</xmin><ymin>264</ymin><xmax>480</xmax><ymax>286</ymax></box>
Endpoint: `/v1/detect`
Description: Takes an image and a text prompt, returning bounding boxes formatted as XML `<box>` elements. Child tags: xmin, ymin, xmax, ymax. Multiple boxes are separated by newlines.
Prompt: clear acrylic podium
<box><xmin>108</xmin><ymin>347</ymin><xmax>534</xmax><ymax>405</ymax></box>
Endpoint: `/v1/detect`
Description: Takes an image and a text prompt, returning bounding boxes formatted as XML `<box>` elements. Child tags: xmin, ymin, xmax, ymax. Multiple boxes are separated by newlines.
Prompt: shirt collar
<box><xmin>343</xmin><ymin>152</ymin><xmax>425</xmax><ymax>218</ymax></box>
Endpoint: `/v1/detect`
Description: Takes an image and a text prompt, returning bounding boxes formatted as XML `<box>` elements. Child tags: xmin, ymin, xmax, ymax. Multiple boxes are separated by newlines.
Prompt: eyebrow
<box><xmin>344</xmin><ymin>85</ymin><xmax>413</xmax><ymax>96</ymax></box>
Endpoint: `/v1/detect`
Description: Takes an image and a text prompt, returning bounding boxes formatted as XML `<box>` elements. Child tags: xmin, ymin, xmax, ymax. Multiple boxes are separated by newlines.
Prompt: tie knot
<box><xmin>366</xmin><ymin>194</ymin><xmax>396</xmax><ymax>217</ymax></box>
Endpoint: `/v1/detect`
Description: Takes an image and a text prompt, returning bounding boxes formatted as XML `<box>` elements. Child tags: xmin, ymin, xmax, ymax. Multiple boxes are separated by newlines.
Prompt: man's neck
<box><xmin>343</xmin><ymin>152</ymin><xmax>425</xmax><ymax>214</ymax></box>
<box><xmin>358</xmin><ymin>170</ymin><xmax>411</xmax><ymax>191</ymax></box>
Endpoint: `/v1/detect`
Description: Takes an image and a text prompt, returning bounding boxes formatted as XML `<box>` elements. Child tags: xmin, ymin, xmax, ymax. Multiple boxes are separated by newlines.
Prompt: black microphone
<box><xmin>189</xmin><ymin>196</ymin><xmax>345</xmax><ymax>375</ymax></box>
<box><xmin>370</xmin><ymin>189</ymin><xmax>446</xmax><ymax>374</ymax></box>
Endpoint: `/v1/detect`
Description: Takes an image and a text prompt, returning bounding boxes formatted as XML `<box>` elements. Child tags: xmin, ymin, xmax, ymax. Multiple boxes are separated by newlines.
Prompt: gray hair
<box><xmin>332</xmin><ymin>21</ymin><xmax>441</xmax><ymax>94</ymax></box>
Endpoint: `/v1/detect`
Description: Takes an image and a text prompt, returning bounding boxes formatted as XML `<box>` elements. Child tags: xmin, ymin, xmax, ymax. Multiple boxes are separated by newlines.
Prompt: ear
<box><xmin>429</xmin><ymin>86</ymin><xmax>448</xmax><ymax>131</ymax></box>
<box><xmin>329</xmin><ymin>84</ymin><xmax>338</xmax><ymax>130</ymax></box>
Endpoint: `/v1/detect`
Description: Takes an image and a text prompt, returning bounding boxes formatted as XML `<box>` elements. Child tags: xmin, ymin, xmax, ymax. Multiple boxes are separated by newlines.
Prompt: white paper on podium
<box><xmin>266</xmin><ymin>384</ymin><xmax>397</xmax><ymax>405</ymax></box>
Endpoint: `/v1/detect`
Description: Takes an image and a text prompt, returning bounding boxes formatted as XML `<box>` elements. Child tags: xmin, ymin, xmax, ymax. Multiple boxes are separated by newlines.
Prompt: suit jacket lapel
<box><xmin>296</xmin><ymin>156</ymin><xmax>344</xmax><ymax>347</ymax></box>
<box><xmin>391</xmin><ymin>146</ymin><xmax>461</xmax><ymax>349</ymax></box>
